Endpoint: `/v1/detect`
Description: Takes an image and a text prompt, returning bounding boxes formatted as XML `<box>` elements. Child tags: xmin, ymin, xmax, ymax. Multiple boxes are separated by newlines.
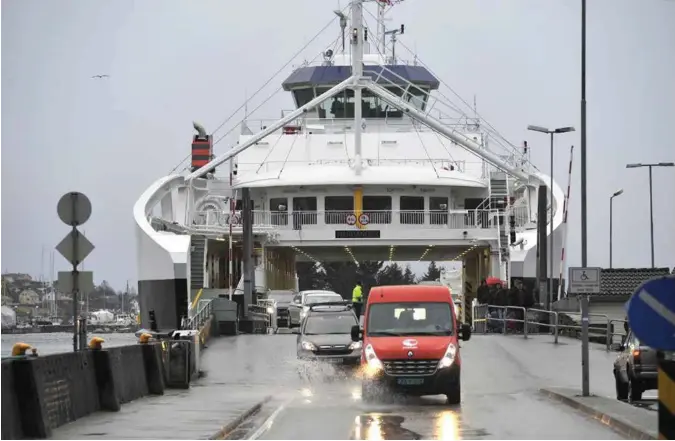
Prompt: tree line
<box><xmin>296</xmin><ymin>261</ymin><xmax>443</xmax><ymax>298</ymax></box>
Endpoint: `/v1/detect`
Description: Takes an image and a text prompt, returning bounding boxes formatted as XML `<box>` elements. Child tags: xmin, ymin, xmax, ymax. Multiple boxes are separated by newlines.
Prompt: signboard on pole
<box><xmin>626</xmin><ymin>276</ymin><xmax>675</xmax><ymax>351</ymax></box>
<box><xmin>55</xmin><ymin>230</ymin><xmax>95</xmax><ymax>265</ymax></box>
<box><xmin>567</xmin><ymin>267</ymin><xmax>601</xmax><ymax>294</ymax></box>
<box><xmin>58</xmin><ymin>271</ymin><xmax>94</xmax><ymax>295</ymax></box>
<box><xmin>57</xmin><ymin>192</ymin><xmax>92</xmax><ymax>227</ymax></box>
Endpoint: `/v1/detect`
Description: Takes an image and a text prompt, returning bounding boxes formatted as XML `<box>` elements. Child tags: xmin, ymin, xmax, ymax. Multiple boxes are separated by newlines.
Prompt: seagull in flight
<box><xmin>91</xmin><ymin>74</ymin><xmax>109</xmax><ymax>79</ymax></box>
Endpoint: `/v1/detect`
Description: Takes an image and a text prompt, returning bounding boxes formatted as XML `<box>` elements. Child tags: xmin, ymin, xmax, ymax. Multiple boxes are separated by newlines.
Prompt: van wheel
<box><xmin>628</xmin><ymin>376</ymin><xmax>643</xmax><ymax>403</ymax></box>
<box><xmin>446</xmin><ymin>382</ymin><xmax>461</xmax><ymax>405</ymax></box>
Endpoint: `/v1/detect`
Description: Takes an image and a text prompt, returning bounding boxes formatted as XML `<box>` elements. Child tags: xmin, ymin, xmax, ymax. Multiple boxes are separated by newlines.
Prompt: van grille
<box><xmin>382</xmin><ymin>359</ymin><xmax>439</xmax><ymax>376</ymax></box>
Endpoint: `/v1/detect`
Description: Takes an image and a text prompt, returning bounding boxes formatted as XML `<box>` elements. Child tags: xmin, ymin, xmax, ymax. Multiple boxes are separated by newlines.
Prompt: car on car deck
<box><xmin>350</xmin><ymin>284</ymin><xmax>471</xmax><ymax>405</ymax></box>
<box><xmin>296</xmin><ymin>302</ymin><xmax>362</xmax><ymax>367</ymax></box>
<box><xmin>288</xmin><ymin>290</ymin><xmax>343</xmax><ymax>328</ymax></box>
<box><xmin>266</xmin><ymin>290</ymin><xmax>296</xmax><ymax>328</ymax></box>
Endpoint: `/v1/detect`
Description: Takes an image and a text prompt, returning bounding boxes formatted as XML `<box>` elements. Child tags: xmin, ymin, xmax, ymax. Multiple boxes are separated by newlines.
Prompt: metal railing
<box><xmin>191</xmin><ymin>209</ymin><xmax>502</xmax><ymax>232</ymax></box>
<box><xmin>234</xmin><ymin>158</ymin><xmax>481</xmax><ymax>174</ymax></box>
<box><xmin>182</xmin><ymin>299</ymin><xmax>213</xmax><ymax>331</ymax></box>
<box><xmin>472</xmin><ymin>303</ymin><xmax>625</xmax><ymax>351</ymax></box>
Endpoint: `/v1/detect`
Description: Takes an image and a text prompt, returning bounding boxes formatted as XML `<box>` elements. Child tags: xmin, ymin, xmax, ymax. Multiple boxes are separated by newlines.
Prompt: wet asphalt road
<box><xmin>230</xmin><ymin>334</ymin><xmax>626</xmax><ymax>440</ymax></box>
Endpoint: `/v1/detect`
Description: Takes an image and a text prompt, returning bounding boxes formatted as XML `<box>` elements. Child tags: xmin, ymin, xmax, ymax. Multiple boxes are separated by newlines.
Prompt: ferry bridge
<box><xmin>121</xmin><ymin>0</ymin><xmax>657</xmax><ymax>438</ymax></box>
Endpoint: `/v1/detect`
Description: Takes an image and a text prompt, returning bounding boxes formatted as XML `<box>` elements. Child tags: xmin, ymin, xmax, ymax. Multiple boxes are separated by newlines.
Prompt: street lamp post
<box><xmin>625</xmin><ymin>162</ymin><xmax>675</xmax><ymax>267</ymax></box>
<box><xmin>527</xmin><ymin>124</ymin><xmax>575</xmax><ymax>310</ymax></box>
<box><xmin>609</xmin><ymin>189</ymin><xmax>623</xmax><ymax>268</ymax></box>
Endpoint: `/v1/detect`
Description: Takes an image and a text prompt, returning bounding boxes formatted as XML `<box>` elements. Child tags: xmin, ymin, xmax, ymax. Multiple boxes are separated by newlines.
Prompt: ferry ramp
<box><xmin>50</xmin><ymin>334</ymin><xmax>643</xmax><ymax>440</ymax></box>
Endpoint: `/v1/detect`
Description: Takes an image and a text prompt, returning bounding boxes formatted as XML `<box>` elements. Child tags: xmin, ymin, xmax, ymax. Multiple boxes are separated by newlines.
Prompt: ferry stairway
<box><xmin>190</xmin><ymin>235</ymin><xmax>206</xmax><ymax>291</ymax></box>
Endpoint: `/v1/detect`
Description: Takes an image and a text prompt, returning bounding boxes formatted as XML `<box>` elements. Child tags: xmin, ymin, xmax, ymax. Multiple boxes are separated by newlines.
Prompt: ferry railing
<box><xmin>233</xmin><ymin>158</ymin><xmax>484</xmax><ymax>174</ymax></box>
<box><xmin>472</xmin><ymin>303</ymin><xmax>621</xmax><ymax>350</ymax></box>
<box><xmin>182</xmin><ymin>298</ymin><xmax>213</xmax><ymax>331</ymax></box>
<box><xmin>189</xmin><ymin>209</ymin><xmax>502</xmax><ymax>232</ymax></box>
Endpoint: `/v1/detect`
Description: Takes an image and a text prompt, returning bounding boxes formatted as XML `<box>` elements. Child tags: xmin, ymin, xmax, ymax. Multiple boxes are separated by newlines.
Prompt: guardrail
<box><xmin>471</xmin><ymin>303</ymin><xmax>625</xmax><ymax>351</ymax></box>
<box><xmin>191</xmin><ymin>209</ymin><xmax>502</xmax><ymax>231</ymax></box>
<box><xmin>182</xmin><ymin>299</ymin><xmax>213</xmax><ymax>331</ymax></box>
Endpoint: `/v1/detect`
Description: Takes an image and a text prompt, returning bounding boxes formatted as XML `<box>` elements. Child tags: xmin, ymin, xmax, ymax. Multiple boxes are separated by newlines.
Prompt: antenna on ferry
<box><xmin>334</xmin><ymin>10</ymin><xmax>348</xmax><ymax>53</ymax></box>
<box><xmin>384</xmin><ymin>24</ymin><xmax>404</xmax><ymax>64</ymax></box>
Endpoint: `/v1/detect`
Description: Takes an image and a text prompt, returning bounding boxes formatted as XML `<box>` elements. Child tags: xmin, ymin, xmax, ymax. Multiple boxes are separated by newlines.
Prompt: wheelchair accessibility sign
<box><xmin>568</xmin><ymin>267</ymin><xmax>601</xmax><ymax>294</ymax></box>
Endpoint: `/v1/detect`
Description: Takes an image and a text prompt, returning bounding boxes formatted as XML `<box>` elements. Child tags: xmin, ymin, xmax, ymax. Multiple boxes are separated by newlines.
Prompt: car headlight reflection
<box><xmin>301</xmin><ymin>341</ymin><xmax>316</xmax><ymax>351</ymax></box>
<box><xmin>438</xmin><ymin>343</ymin><xmax>457</xmax><ymax>368</ymax></box>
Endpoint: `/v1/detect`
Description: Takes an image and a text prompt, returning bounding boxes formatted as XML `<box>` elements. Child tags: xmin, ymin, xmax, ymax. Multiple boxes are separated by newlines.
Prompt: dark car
<box><xmin>296</xmin><ymin>302</ymin><xmax>361</xmax><ymax>366</ymax></box>
<box><xmin>613</xmin><ymin>329</ymin><xmax>658</xmax><ymax>402</ymax></box>
<box><xmin>267</xmin><ymin>290</ymin><xmax>296</xmax><ymax>328</ymax></box>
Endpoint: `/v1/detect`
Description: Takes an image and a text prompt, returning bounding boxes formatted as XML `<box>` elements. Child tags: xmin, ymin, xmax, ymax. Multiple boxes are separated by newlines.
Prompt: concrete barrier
<box><xmin>1</xmin><ymin>342</ymin><xmax>169</xmax><ymax>439</ymax></box>
<box><xmin>1</xmin><ymin>360</ymin><xmax>23</xmax><ymax>440</ymax></box>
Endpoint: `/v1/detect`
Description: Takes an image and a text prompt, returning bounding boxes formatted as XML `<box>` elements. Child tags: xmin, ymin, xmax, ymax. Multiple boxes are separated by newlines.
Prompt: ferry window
<box><xmin>317</xmin><ymin>88</ymin><xmax>405</xmax><ymax>119</ymax></box>
<box><xmin>363</xmin><ymin>196</ymin><xmax>392</xmax><ymax>224</ymax></box>
<box><xmin>429</xmin><ymin>196</ymin><xmax>449</xmax><ymax>225</ymax></box>
<box><xmin>400</xmin><ymin>196</ymin><xmax>424</xmax><ymax>224</ymax></box>
<box><xmin>270</xmin><ymin>198</ymin><xmax>288</xmax><ymax>226</ymax></box>
<box><xmin>293</xmin><ymin>88</ymin><xmax>315</xmax><ymax>108</ymax></box>
<box><xmin>292</xmin><ymin>197</ymin><xmax>317</xmax><ymax>227</ymax></box>
<box><xmin>325</xmin><ymin>196</ymin><xmax>353</xmax><ymax>224</ymax></box>
<box><xmin>404</xmin><ymin>87</ymin><xmax>428</xmax><ymax>111</ymax></box>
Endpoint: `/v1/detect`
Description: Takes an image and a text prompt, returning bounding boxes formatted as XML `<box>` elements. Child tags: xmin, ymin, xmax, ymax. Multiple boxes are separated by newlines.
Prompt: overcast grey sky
<box><xmin>2</xmin><ymin>0</ymin><xmax>674</xmax><ymax>290</ymax></box>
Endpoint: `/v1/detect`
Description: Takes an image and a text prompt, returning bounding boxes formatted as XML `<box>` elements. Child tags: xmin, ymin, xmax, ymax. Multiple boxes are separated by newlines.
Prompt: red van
<box><xmin>350</xmin><ymin>285</ymin><xmax>471</xmax><ymax>404</ymax></box>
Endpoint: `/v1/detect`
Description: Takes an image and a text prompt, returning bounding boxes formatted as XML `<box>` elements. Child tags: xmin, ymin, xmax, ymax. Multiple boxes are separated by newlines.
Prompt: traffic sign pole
<box><xmin>56</xmin><ymin>191</ymin><xmax>94</xmax><ymax>352</ymax></box>
<box><xmin>581</xmin><ymin>295</ymin><xmax>590</xmax><ymax>396</ymax></box>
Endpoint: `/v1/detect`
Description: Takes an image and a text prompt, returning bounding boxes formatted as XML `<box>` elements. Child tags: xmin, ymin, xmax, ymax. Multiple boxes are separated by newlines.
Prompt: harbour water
<box><xmin>1</xmin><ymin>332</ymin><xmax>137</xmax><ymax>357</ymax></box>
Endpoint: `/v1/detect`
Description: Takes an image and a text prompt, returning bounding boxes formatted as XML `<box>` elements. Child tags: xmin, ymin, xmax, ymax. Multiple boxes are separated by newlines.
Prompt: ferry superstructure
<box><xmin>133</xmin><ymin>0</ymin><xmax>565</xmax><ymax>331</ymax></box>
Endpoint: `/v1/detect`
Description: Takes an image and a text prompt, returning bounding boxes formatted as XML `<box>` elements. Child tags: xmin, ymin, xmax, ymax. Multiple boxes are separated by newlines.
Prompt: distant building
<box><xmin>18</xmin><ymin>289</ymin><xmax>40</xmax><ymax>305</ymax></box>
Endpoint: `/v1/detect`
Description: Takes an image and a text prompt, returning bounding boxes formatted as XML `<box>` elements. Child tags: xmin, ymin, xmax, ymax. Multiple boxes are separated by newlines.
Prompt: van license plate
<box><xmin>397</xmin><ymin>378</ymin><xmax>424</xmax><ymax>386</ymax></box>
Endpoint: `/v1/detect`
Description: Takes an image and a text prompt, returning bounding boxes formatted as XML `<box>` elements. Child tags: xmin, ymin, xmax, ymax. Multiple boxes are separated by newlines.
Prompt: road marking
<box><xmin>637</xmin><ymin>289</ymin><xmax>675</xmax><ymax>327</ymax></box>
<box><xmin>247</xmin><ymin>397</ymin><xmax>294</xmax><ymax>440</ymax></box>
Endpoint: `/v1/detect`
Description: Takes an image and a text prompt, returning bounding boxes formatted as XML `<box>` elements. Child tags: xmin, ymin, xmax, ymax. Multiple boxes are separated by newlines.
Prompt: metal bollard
<box><xmin>605</xmin><ymin>319</ymin><xmax>611</xmax><ymax>351</ymax></box>
<box><xmin>553</xmin><ymin>313</ymin><xmax>559</xmax><ymax>344</ymax></box>
<box><xmin>523</xmin><ymin>309</ymin><xmax>528</xmax><ymax>339</ymax></box>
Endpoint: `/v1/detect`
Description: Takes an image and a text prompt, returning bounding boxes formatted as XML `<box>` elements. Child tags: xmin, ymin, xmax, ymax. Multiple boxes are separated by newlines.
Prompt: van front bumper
<box><xmin>363</xmin><ymin>363</ymin><xmax>460</xmax><ymax>395</ymax></box>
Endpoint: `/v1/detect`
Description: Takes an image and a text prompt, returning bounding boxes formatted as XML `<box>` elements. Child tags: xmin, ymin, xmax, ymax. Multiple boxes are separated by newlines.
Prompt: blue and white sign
<box><xmin>626</xmin><ymin>276</ymin><xmax>675</xmax><ymax>351</ymax></box>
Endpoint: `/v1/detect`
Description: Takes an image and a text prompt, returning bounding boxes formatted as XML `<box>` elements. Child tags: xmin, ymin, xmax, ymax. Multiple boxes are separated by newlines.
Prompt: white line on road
<box><xmin>247</xmin><ymin>397</ymin><xmax>294</xmax><ymax>440</ymax></box>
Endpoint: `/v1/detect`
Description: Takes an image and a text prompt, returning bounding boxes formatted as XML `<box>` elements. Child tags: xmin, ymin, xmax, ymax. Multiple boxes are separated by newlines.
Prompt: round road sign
<box><xmin>358</xmin><ymin>213</ymin><xmax>370</xmax><ymax>225</ymax></box>
<box><xmin>57</xmin><ymin>192</ymin><xmax>92</xmax><ymax>227</ymax></box>
<box><xmin>346</xmin><ymin>214</ymin><xmax>357</xmax><ymax>225</ymax></box>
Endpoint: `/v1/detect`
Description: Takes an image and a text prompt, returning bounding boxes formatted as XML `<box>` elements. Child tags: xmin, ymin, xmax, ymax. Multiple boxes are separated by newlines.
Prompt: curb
<box><xmin>209</xmin><ymin>396</ymin><xmax>272</xmax><ymax>440</ymax></box>
<box><xmin>539</xmin><ymin>388</ymin><xmax>655</xmax><ymax>440</ymax></box>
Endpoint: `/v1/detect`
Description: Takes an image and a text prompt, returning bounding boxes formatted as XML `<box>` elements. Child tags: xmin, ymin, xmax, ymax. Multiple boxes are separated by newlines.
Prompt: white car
<box><xmin>288</xmin><ymin>290</ymin><xmax>344</xmax><ymax>327</ymax></box>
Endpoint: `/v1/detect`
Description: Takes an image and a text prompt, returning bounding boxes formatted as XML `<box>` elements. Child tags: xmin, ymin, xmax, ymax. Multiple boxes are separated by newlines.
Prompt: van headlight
<box><xmin>364</xmin><ymin>343</ymin><xmax>383</xmax><ymax>370</ymax></box>
<box><xmin>300</xmin><ymin>306</ymin><xmax>309</xmax><ymax>318</ymax></box>
<box><xmin>301</xmin><ymin>341</ymin><xmax>316</xmax><ymax>351</ymax></box>
<box><xmin>349</xmin><ymin>341</ymin><xmax>362</xmax><ymax>350</ymax></box>
<box><xmin>438</xmin><ymin>343</ymin><xmax>457</xmax><ymax>368</ymax></box>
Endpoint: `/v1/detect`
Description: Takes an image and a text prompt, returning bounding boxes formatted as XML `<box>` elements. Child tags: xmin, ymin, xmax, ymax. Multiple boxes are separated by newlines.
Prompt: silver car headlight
<box><xmin>301</xmin><ymin>341</ymin><xmax>316</xmax><ymax>351</ymax></box>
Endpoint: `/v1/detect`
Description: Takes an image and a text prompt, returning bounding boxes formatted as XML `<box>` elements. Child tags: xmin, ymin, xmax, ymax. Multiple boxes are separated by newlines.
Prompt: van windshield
<box><xmin>366</xmin><ymin>302</ymin><xmax>454</xmax><ymax>337</ymax></box>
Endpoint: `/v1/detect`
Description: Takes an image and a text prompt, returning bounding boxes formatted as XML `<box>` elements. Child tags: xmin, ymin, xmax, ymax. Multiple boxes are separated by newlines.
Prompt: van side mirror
<box><xmin>460</xmin><ymin>323</ymin><xmax>471</xmax><ymax>341</ymax></box>
<box><xmin>351</xmin><ymin>325</ymin><xmax>361</xmax><ymax>342</ymax></box>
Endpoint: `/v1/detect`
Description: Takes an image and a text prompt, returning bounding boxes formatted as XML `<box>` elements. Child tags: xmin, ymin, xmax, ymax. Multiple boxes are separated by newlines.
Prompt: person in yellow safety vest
<box><xmin>352</xmin><ymin>280</ymin><xmax>363</xmax><ymax>318</ymax></box>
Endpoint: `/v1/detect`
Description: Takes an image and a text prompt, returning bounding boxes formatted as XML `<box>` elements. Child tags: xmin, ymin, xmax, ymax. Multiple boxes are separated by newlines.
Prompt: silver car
<box><xmin>613</xmin><ymin>330</ymin><xmax>658</xmax><ymax>403</ymax></box>
<box><xmin>288</xmin><ymin>290</ymin><xmax>343</xmax><ymax>328</ymax></box>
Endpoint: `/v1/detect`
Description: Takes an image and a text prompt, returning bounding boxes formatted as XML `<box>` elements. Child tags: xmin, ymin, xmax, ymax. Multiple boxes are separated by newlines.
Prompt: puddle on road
<box><xmin>350</xmin><ymin>410</ymin><xmax>490</xmax><ymax>440</ymax></box>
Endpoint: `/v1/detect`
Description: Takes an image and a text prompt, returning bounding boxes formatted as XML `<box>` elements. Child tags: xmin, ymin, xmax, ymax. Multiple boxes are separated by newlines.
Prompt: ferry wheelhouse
<box><xmin>133</xmin><ymin>0</ymin><xmax>566</xmax><ymax>331</ymax></box>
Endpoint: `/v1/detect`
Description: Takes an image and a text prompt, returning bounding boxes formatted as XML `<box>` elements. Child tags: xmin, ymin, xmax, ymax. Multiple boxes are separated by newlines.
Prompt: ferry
<box><xmin>133</xmin><ymin>0</ymin><xmax>565</xmax><ymax>332</ymax></box>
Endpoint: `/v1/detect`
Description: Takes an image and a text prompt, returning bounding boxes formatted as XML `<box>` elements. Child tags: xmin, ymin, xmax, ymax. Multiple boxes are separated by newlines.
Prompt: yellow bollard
<box><xmin>88</xmin><ymin>337</ymin><xmax>105</xmax><ymax>350</ymax></box>
<box><xmin>138</xmin><ymin>333</ymin><xmax>153</xmax><ymax>344</ymax></box>
<box><xmin>11</xmin><ymin>342</ymin><xmax>32</xmax><ymax>357</ymax></box>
